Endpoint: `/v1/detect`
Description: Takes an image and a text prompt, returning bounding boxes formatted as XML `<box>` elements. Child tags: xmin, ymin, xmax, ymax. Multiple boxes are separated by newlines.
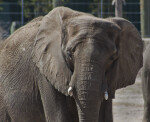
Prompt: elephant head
<box><xmin>33</xmin><ymin>7</ymin><xmax>143</xmax><ymax>122</ymax></box>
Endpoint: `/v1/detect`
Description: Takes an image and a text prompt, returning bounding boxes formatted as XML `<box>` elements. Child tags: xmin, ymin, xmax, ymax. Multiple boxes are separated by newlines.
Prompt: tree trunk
<box><xmin>140</xmin><ymin>0</ymin><xmax>150</xmax><ymax>37</ymax></box>
<box><xmin>115</xmin><ymin>0</ymin><xmax>123</xmax><ymax>17</ymax></box>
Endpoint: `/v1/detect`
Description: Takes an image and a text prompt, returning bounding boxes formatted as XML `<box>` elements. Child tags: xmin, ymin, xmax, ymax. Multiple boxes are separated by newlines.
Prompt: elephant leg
<box><xmin>99</xmin><ymin>99</ymin><xmax>113</xmax><ymax>122</ymax></box>
<box><xmin>66</xmin><ymin>97</ymin><xmax>79</xmax><ymax>122</ymax></box>
<box><xmin>143</xmin><ymin>102</ymin><xmax>150</xmax><ymax>122</ymax></box>
<box><xmin>38</xmin><ymin>76</ymin><xmax>73</xmax><ymax>122</ymax></box>
<box><xmin>142</xmin><ymin>70</ymin><xmax>150</xmax><ymax>122</ymax></box>
<box><xmin>0</xmin><ymin>111</ymin><xmax>11</xmax><ymax>122</ymax></box>
<box><xmin>0</xmin><ymin>107</ymin><xmax>11</xmax><ymax>122</ymax></box>
<box><xmin>4</xmin><ymin>91</ymin><xmax>45</xmax><ymax>122</ymax></box>
<box><xmin>0</xmin><ymin>90</ymin><xmax>11</xmax><ymax>122</ymax></box>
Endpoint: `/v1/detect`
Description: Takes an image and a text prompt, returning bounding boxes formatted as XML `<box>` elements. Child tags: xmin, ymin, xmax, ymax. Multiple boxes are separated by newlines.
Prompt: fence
<box><xmin>0</xmin><ymin>1</ymin><xmax>142</xmax><ymax>38</ymax></box>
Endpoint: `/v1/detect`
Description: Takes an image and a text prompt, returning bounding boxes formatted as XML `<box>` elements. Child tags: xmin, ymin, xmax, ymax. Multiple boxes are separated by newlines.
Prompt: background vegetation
<box><xmin>0</xmin><ymin>0</ymin><xmax>141</xmax><ymax>35</ymax></box>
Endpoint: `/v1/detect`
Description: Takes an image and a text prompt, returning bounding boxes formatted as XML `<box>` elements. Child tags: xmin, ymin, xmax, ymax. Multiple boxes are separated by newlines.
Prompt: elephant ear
<box><xmin>33</xmin><ymin>7</ymin><xmax>81</xmax><ymax>96</ymax></box>
<box><xmin>106</xmin><ymin>17</ymin><xmax>143</xmax><ymax>98</ymax></box>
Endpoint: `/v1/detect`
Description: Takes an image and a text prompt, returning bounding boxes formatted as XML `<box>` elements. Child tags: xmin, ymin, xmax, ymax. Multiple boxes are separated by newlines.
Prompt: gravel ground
<box><xmin>113</xmin><ymin>78</ymin><xmax>144</xmax><ymax>122</ymax></box>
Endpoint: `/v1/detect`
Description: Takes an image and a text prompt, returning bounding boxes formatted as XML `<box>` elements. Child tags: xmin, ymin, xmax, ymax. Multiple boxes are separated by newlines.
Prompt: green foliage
<box><xmin>53</xmin><ymin>0</ymin><xmax>69</xmax><ymax>8</ymax></box>
<box><xmin>18</xmin><ymin>0</ymin><xmax>69</xmax><ymax>22</ymax></box>
<box><xmin>0</xmin><ymin>7</ymin><xmax>3</xmax><ymax>11</ymax></box>
<box><xmin>89</xmin><ymin>0</ymin><xmax>100</xmax><ymax>17</ymax></box>
<box><xmin>89</xmin><ymin>0</ymin><xmax>114</xmax><ymax>17</ymax></box>
<box><xmin>0</xmin><ymin>0</ymin><xmax>4</xmax><ymax>11</ymax></box>
<box><xmin>18</xmin><ymin>0</ymin><xmax>52</xmax><ymax>21</ymax></box>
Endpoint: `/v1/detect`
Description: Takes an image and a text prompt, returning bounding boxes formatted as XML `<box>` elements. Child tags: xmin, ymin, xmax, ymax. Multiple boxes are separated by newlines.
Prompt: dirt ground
<box><xmin>113</xmin><ymin>77</ymin><xmax>144</xmax><ymax>122</ymax></box>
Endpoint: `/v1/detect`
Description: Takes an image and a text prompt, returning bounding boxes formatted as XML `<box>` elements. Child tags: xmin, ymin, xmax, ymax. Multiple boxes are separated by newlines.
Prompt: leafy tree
<box><xmin>53</xmin><ymin>0</ymin><xmax>66</xmax><ymax>7</ymax></box>
<box><xmin>0</xmin><ymin>0</ymin><xmax>4</xmax><ymax>11</ymax></box>
<box><xmin>18</xmin><ymin>0</ymin><xmax>52</xmax><ymax>22</ymax></box>
<box><xmin>17</xmin><ymin>0</ymin><xmax>69</xmax><ymax>22</ymax></box>
<box><xmin>0</xmin><ymin>0</ymin><xmax>10</xmax><ymax>11</ymax></box>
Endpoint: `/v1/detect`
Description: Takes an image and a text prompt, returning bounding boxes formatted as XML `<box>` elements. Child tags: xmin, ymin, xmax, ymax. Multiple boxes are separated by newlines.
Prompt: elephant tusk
<box><xmin>104</xmin><ymin>91</ymin><xmax>108</xmax><ymax>100</ymax></box>
<box><xmin>68</xmin><ymin>86</ymin><xmax>73</xmax><ymax>96</ymax></box>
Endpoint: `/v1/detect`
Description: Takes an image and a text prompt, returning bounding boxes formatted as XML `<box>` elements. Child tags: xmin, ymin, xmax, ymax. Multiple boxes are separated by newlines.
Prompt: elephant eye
<box><xmin>66</xmin><ymin>51</ymin><xmax>74</xmax><ymax>73</ymax></box>
<box><xmin>67</xmin><ymin>51</ymin><xmax>72</xmax><ymax>60</ymax></box>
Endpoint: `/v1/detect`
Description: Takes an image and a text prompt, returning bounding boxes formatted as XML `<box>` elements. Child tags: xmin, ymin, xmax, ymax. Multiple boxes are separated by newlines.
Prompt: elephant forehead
<box><xmin>69</xmin><ymin>16</ymin><xmax>113</xmax><ymax>29</ymax></box>
<box><xmin>67</xmin><ymin>24</ymin><xmax>103</xmax><ymax>42</ymax></box>
<box><xmin>67</xmin><ymin>18</ymin><xmax>116</xmax><ymax>40</ymax></box>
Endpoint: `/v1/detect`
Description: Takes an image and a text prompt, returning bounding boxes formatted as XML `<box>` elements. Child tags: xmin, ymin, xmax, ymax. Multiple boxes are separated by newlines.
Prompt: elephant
<box><xmin>0</xmin><ymin>7</ymin><xmax>143</xmax><ymax>122</ymax></box>
<box><xmin>142</xmin><ymin>43</ymin><xmax>150</xmax><ymax>122</ymax></box>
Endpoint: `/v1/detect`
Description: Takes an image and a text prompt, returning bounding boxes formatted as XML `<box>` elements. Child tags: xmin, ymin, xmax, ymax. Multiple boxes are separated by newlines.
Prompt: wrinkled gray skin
<box><xmin>0</xmin><ymin>7</ymin><xmax>143</xmax><ymax>122</ymax></box>
<box><xmin>142</xmin><ymin>44</ymin><xmax>150</xmax><ymax>122</ymax></box>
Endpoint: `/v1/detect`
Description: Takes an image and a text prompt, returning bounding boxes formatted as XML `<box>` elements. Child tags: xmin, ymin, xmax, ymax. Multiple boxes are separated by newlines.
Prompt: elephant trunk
<box><xmin>76</xmin><ymin>89</ymin><xmax>101</xmax><ymax>122</ymax></box>
<box><xmin>74</xmin><ymin>62</ymin><xmax>103</xmax><ymax>122</ymax></box>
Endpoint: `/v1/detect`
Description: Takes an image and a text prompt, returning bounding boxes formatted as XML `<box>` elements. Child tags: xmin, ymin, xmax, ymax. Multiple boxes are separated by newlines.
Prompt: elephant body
<box><xmin>0</xmin><ymin>7</ymin><xmax>143</xmax><ymax>122</ymax></box>
<box><xmin>0</xmin><ymin>16</ymin><xmax>78</xmax><ymax>122</ymax></box>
